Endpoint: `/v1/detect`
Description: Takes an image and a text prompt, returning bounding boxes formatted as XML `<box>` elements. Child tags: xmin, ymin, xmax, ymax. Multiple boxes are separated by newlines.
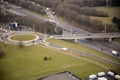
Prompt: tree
<box><xmin>112</xmin><ymin>17</ymin><xmax>120</xmax><ymax>30</ymax></box>
<box><xmin>18</xmin><ymin>41</ymin><xmax>25</xmax><ymax>49</ymax></box>
<box><xmin>0</xmin><ymin>43</ymin><xmax>5</xmax><ymax>58</ymax></box>
<box><xmin>44</xmin><ymin>57</ymin><xmax>48</xmax><ymax>61</ymax></box>
<box><xmin>42</xmin><ymin>21</ymin><xmax>63</xmax><ymax>35</ymax></box>
<box><xmin>0</xmin><ymin>50</ymin><xmax>5</xmax><ymax>58</ymax></box>
<box><xmin>61</xmin><ymin>0</ymin><xmax>64</xmax><ymax>3</ymax></box>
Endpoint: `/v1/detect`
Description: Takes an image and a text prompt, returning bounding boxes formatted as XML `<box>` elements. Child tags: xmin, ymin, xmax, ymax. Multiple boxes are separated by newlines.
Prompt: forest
<box><xmin>3</xmin><ymin>0</ymin><xmax>120</xmax><ymax>32</ymax></box>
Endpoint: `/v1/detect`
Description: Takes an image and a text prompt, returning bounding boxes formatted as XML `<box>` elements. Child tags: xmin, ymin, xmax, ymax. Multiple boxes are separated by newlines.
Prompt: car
<box><xmin>4</xmin><ymin>2</ymin><xmax>10</xmax><ymax>9</ymax></box>
<box><xmin>39</xmin><ymin>38</ymin><xmax>42</xmax><ymax>40</ymax></box>
<box><xmin>16</xmin><ymin>6</ymin><xmax>22</xmax><ymax>10</ymax></box>
<box><xmin>89</xmin><ymin>74</ymin><xmax>97</xmax><ymax>79</ymax></box>
<box><xmin>62</xmin><ymin>47</ymin><xmax>68</xmax><ymax>51</ymax></box>
<box><xmin>87</xmin><ymin>34</ymin><xmax>91</xmax><ymax>36</ymax></box>
<box><xmin>50</xmin><ymin>36</ymin><xmax>53</xmax><ymax>38</ymax></box>
<box><xmin>112</xmin><ymin>50</ymin><xmax>120</xmax><ymax>57</ymax></box>
<box><xmin>46</xmin><ymin>8</ymin><xmax>49</xmax><ymax>11</ymax></box>
<box><xmin>98</xmin><ymin>72</ymin><xmax>105</xmax><ymax>76</ymax></box>
<box><xmin>97</xmin><ymin>77</ymin><xmax>107</xmax><ymax>80</ymax></box>
<box><xmin>115</xmin><ymin>75</ymin><xmax>120</xmax><ymax>80</ymax></box>
<box><xmin>107</xmin><ymin>71</ymin><xmax>115</xmax><ymax>76</ymax></box>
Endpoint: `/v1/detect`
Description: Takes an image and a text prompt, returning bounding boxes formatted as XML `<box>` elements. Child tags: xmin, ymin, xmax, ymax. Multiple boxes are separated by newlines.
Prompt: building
<box><xmin>38</xmin><ymin>71</ymin><xmax>81</xmax><ymax>80</ymax></box>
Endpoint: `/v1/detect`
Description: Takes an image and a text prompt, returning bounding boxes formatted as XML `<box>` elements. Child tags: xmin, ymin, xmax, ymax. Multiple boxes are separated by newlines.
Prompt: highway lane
<box><xmin>50</xmin><ymin>33</ymin><xmax>120</xmax><ymax>39</ymax></box>
<box><xmin>7</xmin><ymin>8</ymin><xmax>28</xmax><ymax>16</ymax></box>
<box><xmin>48</xmin><ymin>43</ymin><xmax>120</xmax><ymax>67</ymax></box>
<box><xmin>102</xmin><ymin>41</ymin><xmax>120</xmax><ymax>50</ymax></box>
<box><xmin>46</xmin><ymin>11</ymin><xmax>88</xmax><ymax>34</ymax></box>
<box><xmin>10</xmin><ymin>5</ymin><xmax>88</xmax><ymax>34</ymax></box>
<box><xmin>79</xmin><ymin>39</ymin><xmax>120</xmax><ymax>59</ymax></box>
<box><xmin>46</xmin><ymin>10</ymin><xmax>120</xmax><ymax>58</ymax></box>
<box><xmin>10</xmin><ymin>4</ymin><xmax>48</xmax><ymax>22</ymax></box>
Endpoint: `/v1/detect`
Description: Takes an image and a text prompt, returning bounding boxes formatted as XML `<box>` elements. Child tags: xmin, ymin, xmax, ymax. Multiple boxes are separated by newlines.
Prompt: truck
<box><xmin>112</xmin><ymin>50</ymin><xmax>120</xmax><ymax>57</ymax></box>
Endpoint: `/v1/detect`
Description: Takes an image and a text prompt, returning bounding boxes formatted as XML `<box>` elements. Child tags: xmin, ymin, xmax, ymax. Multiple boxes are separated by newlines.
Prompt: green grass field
<box><xmin>0</xmin><ymin>42</ymin><xmax>119</xmax><ymax>80</ymax></box>
<box><xmin>115</xmin><ymin>39</ymin><xmax>120</xmax><ymax>44</ymax></box>
<box><xmin>90</xmin><ymin>7</ymin><xmax>120</xmax><ymax>26</ymax></box>
<box><xmin>90</xmin><ymin>16</ymin><xmax>114</xmax><ymax>25</ymax></box>
<box><xmin>94</xmin><ymin>7</ymin><xmax>120</xmax><ymax>17</ymax></box>
<box><xmin>10</xmin><ymin>34</ymin><xmax>36</xmax><ymax>41</ymax></box>
<box><xmin>0</xmin><ymin>34</ymin><xmax>2</xmax><ymax>36</ymax></box>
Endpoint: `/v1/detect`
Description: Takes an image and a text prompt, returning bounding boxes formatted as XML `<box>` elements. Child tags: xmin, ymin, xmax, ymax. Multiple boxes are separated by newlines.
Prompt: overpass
<box><xmin>50</xmin><ymin>33</ymin><xmax>120</xmax><ymax>39</ymax></box>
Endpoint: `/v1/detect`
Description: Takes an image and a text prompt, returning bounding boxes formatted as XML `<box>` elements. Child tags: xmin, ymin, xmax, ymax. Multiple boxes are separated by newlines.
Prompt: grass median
<box><xmin>47</xmin><ymin>39</ymin><xmax>120</xmax><ymax>64</ymax></box>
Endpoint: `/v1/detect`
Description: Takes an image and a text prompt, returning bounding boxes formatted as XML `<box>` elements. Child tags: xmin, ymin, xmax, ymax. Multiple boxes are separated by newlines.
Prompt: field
<box><xmin>90</xmin><ymin>7</ymin><xmax>120</xmax><ymax>26</ymax></box>
<box><xmin>0</xmin><ymin>42</ymin><xmax>120</xmax><ymax>80</ymax></box>
<box><xmin>94</xmin><ymin>7</ymin><xmax>120</xmax><ymax>17</ymax></box>
<box><xmin>115</xmin><ymin>38</ymin><xmax>120</xmax><ymax>44</ymax></box>
<box><xmin>0</xmin><ymin>34</ymin><xmax>2</xmax><ymax>36</ymax></box>
<box><xmin>10</xmin><ymin>34</ymin><xmax>36</xmax><ymax>41</ymax></box>
<box><xmin>90</xmin><ymin>16</ymin><xmax>114</xmax><ymax>25</ymax></box>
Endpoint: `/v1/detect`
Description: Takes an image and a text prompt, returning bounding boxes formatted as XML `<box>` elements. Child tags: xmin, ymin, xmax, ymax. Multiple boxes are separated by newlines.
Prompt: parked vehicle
<box><xmin>4</xmin><ymin>2</ymin><xmax>10</xmax><ymax>9</ymax></box>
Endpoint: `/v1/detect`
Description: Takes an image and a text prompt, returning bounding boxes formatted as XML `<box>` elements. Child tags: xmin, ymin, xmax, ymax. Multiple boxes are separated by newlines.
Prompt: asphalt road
<box><xmin>48</xmin><ymin>43</ymin><xmax>120</xmax><ymax>67</ymax></box>
<box><xmin>8</xmin><ymin>5</ymin><xmax>88</xmax><ymax>34</ymax></box>
<box><xmin>46</xmin><ymin>11</ymin><xmax>88</xmax><ymax>34</ymax></box>
<box><xmin>46</xmin><ymin>10</ymin><xmax>120</xmax><ymax>59</ymax></box>
<box><xmin>50</xmin><ymin>33</ymin><xmax>120</xmax><ymax>39</ymax></box>
<box><xmin>10</xmin><ymin>5</ymin><xmax>48</xmax><ymax>22</ymax></box>
<box><xmin>4</xmin><ymin>4</ymin><xmax>120</xmax><ymax>59</ymax></box>
<box><xmin>79</xmin><ymin>39</ymin><xmax>120</xmax><ymax>59</ymax></box>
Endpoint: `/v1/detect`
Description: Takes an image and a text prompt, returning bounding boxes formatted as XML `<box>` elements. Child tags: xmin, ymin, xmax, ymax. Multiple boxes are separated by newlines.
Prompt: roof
<box><xmin>38</xmin><ymin>71</ymin><xmax>81</xmax><ymax>80</ymax></box>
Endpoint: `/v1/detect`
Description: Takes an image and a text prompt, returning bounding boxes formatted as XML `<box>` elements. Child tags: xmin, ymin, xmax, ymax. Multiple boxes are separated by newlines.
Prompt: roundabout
<box><xmin>8</xmin><ymin>34</ymin><xmax>39</xmax><ymax>42</ymax></box>
<box><xmin>0</xmin><ymin>31</ymin><xmax>45</xmax><ymax>44</ymax></box>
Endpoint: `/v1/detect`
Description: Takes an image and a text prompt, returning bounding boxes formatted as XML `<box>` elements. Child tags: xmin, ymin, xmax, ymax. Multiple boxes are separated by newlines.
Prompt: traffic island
<box><xmin>8</xmin><ymin>34</ymin><xmax>39</xmax><ymax>43</ymax></box>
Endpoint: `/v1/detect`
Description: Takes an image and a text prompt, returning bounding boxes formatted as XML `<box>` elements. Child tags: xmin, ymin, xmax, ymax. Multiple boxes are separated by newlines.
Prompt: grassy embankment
<box><xmin>0</xmin><ymin>41</ymin><xmax>120</xmax><ymax>80</ymax></box>
<box><xmin>90</xmin><ymin>7</ymin><xmax>120</xmax><ymax>26</ymax></box>
<box><xmin>115</xmin><ymin>38</ymin><xmax>120</xmax><ymax>44</ymax></box>
<box><xmin>47</xmin><ymin>39</ymin><xmax>120</xmax><ymax>64</ymax></box>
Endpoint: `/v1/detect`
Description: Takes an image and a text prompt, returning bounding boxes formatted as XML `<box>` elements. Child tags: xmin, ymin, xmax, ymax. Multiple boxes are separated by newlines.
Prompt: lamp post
<box><xmin>104</xmin><ymin>24</ymin><xmax>107</xmax><ymax>33</ymax></box>
<box><xmin>71</xmin><ymin>27</ymin><xmax>73</xmax><ymax>35</ymax></box>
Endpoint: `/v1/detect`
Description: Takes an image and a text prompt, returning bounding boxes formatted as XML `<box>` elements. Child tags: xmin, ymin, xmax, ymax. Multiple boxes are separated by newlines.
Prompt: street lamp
<box><xmin>104</xmin><ymin>24</ymin><xmax>107</xmax><ymax>33</ymax></box>
<box><xmin>71</xmin><ymin>27</ymin><xmax>73</xmax><ymax>35</ymax></box>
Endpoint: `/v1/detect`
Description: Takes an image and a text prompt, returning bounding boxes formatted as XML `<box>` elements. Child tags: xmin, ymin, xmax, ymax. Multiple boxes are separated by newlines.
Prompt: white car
<box><xmin>115</xmin><ymin>75</ymin><xmax>120</xmax><ymax>80</ymax></box>
<box><xmin>107</xmin><ymin>71</ymin><xmax>115</xmax><ymax>76</ymax></box>
<box><xmin>89</xmin><ymin>74</ymin><xmax>97</xmax><ymax>79</ymax></box>
<box><xmin>98</xmin><ymin>72</ymin><xmax>105</xmax><ymax>76</ymax></box>
<box><xmin>62</xmin><ymin>47</ymin><xmax>68</xmax><ymax>51</ymax></box>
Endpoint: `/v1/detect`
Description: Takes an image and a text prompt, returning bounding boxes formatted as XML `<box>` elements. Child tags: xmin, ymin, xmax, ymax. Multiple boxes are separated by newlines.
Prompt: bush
<box><xmin>0</xmin><ymin>50</ymin><xmax>5</xmax><ymax>58</ymax></box>
<box><xmin>18</xmin><ymin>41</ymin><xmax>25</xmax><ymax>49</ymax></box>
<box><xmin>44</xmin><ymin>57</ymin><xmax>48</xmax><ymax>61</ymax></box>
